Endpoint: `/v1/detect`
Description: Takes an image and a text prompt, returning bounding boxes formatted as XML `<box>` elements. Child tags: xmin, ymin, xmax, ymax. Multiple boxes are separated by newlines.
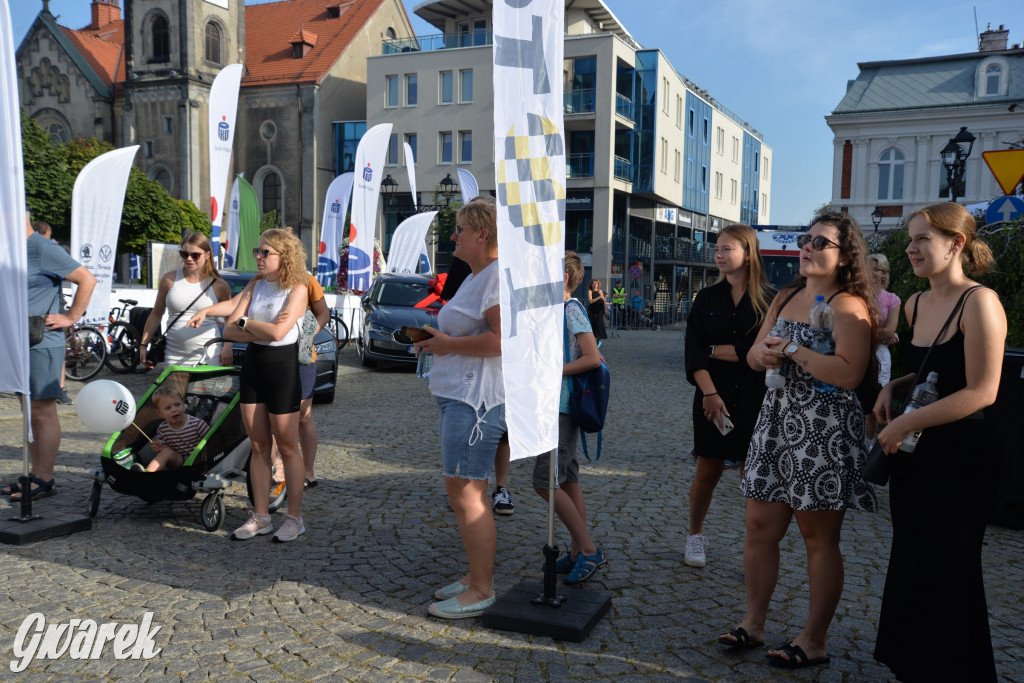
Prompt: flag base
<box><xmin>482</xmin><ymin>579</ymin><xmax>611</xmax><ymax>642</ymax></box>
<box><xmin>0</xmin><ymin>511</ymin><xmax>92</xmax><ymax>546</ymax></box>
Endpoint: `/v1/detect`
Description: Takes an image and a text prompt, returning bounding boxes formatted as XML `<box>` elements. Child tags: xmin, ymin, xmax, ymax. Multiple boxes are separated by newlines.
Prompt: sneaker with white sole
<box><xmin>272</xmin><ymin>514</ymin><xmax>305</xmax><ymax>542</ymax></box>
<box><xmin>491</xmin><ymin>486</ymin><xmax>515</xmax><ymax>515</ymax></box>
<box><xmin>231</xmin><ymin>509</ymin><xmax>273</xmax><ymax>540</ymax></box>
<box><xmin>685</xmin><ymin>533</ymin><xmax>707</xmax><ymax>567</ymax></box>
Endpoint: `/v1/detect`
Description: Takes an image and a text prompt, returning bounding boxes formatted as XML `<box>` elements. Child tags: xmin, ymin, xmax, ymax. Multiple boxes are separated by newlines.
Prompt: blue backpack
<box><xmin>564</xmin><ymin>300</ymin><xmax>610</xmax><ymax>460</ymax></box>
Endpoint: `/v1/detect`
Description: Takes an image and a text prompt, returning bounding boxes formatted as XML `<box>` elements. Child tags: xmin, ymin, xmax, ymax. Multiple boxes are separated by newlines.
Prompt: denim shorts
<box><xmin>29</xmin><ymin>347</ymin><xmax>62</xmax><ymax>400</ymax></box>
<box><xmin>436</xmin><ymin>397</ymin><xmax>507</xmax><ymax>480</ymax></box>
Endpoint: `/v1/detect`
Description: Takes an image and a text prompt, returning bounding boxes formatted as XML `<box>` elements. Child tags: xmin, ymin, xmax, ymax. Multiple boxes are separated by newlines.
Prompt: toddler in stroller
<box><xmin>87</xmin><ymin>365</ymin><xmax>287</xmax><ymax>531</ymax></box>
<box><xmin>132</xmin><ymin>385</ymin><xmax>210</xmax><ymax>473</ymax></box>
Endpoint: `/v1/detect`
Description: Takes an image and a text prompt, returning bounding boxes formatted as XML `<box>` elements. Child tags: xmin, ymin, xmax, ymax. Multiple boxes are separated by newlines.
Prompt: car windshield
<box><xmin>375</xmin><ymin>281</ymin><xmax>440</xmax><ymax>308</ymax></box>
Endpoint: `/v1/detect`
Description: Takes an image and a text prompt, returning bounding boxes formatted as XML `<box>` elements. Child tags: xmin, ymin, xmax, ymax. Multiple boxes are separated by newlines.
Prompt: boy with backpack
<box><xmin>531</xmin><ymin>251</ymin><xmax>606</xmax><ymax>585</ymax></box>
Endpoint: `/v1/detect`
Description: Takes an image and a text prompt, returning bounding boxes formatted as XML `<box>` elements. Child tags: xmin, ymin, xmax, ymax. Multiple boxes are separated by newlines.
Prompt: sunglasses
<box><xmin>252</xmin><ymin>247</ymin><xmax>279</xmax><ymax>259</ymax></box>
<box><xmin>179</xmin><ymin>250</ymin><xmax>205</xmax><ymax>260</ymax></box>
<box><xmin>796</xmin><ymin>234</ymin><xmax>840</xmax><ymax>251</ymax></box>
<box><xmin>454</xmin><ymin>224</ymin><xmax>472</xmax><ymax>236</ymax></box>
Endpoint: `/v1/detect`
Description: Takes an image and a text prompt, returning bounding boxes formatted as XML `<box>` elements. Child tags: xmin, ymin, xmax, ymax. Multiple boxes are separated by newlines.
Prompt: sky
<box><xmin>9</xmin><ymin>0</ymin><xmax>1020</xmax><ymax>224</ymax></box>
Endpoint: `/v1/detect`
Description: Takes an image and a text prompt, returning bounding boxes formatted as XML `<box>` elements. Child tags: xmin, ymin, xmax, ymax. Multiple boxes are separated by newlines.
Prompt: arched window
<box><xmin>152</xmin><ymin>16</ymin><xmax>169</xmax><ymax>62</ymax></box>
<box><xmin>149</xmin><ymin>166</ymin><xmax>173</xmax><ymax>194</ymax></box>
<box><xmin>385</xmin><ymin>27</ymin><xmax>397</xmax><ymax>40</ymax></box>
<box><xmin>262</xmin><ymin>172</ymin><xmax>282</xmax><ymax>217</ymax></box>
<box><xmin>985</xmin><ymin>64</ymin><xmax>1002</xmax><ymax>96</ymax></box>
<box><xmin>205</xmin><ymin>22</ymin><xmax>221</xmax><ymax>64</ymax></box>
<box><xmin>877</xmin><ymin>148</ymin><xmax>904</xmax><ymax>200</ymax></box>
<box><xmin>44</xmin><ymin>121</ymin><xmax>68</xmax><ymax>144</ymax></box>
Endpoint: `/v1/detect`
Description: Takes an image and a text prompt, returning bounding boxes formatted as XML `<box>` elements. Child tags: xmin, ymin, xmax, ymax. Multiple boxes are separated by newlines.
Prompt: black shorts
<box><xmin>240</xmin><ymin>342</ymin><xmax>301</xmax><ymax>414</ymax></box>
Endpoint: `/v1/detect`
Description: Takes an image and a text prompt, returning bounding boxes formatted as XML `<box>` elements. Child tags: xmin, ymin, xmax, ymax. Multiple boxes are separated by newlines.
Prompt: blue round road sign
<box><xmin>986</xmin><ymin>196</ymin><xmax>1024</xmax><ymax>225</ymax></box>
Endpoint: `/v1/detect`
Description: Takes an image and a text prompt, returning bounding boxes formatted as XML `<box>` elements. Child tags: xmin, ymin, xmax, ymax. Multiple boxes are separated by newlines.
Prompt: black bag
<box><xmin>28</xmin><ymin>315</ymin><xmax>46</xmax><ymax>346</ymax></box>
<box><xmin>862</xmin><ymin>439</ymin><xmax>890</xmax><ymax>486</ymax></box>
<box><xmin>145</xmin><ymin>279</ymin><xmax>216</xmax><ymax>365</ymax></box>
<box><xmin>564</xmin><ymin>300</ymin><xmax>610</xmax><ymax>434</ymax></box>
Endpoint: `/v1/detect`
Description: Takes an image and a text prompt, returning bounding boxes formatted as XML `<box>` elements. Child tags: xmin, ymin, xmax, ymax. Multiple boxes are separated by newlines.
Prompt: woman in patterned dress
<box><xmin>719</xmin><ymin>213</ymin><xmax>878</xmax><ymax>669</ymax></box>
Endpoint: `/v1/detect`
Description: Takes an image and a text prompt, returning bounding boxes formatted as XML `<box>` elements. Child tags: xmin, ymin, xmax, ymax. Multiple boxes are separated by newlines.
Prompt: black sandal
<box><xmin>2</xmin><ymin>473</ymin><xmax>32</xmax><ymax>496</ymax></box>
<box><xmin>766</xmin><ymin>643</ymin><xmax>830</xmax><ymax>668</ymax></box>
<box><xmin>718</xmin><ymin>626</ymin><xmax>765</xmax><ymax>649</ymax></box>
<box><xmin>9</xmin><ymin>477</ymin><xmax>56</xmax><ymax>501</ymax></box>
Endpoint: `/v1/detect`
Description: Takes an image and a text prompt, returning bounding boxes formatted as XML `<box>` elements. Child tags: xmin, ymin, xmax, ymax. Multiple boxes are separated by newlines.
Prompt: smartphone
<box><xmin>399</xmin><ymin>326</ymin><xmax>432</xmax><ymax>342</ymax></box>
<box><xmin>716</xmin><ymin>415</ymin><xmax>735</xmax><ymax>436</ymax></box>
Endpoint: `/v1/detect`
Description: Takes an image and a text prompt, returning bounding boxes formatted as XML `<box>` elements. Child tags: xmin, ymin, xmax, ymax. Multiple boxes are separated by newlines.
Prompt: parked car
<box><xmin>357</xmin><ymin>274</ymin><xmax>442</xmax><ymax>367</ymax></box>
<box><xmin>221</xmin><ymin>272</ymin><xmax>338</xmax><ymax>403</ymax></box>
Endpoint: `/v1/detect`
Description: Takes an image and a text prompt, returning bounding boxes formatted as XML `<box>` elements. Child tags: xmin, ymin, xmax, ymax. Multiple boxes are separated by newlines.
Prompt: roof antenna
<box><xmin>973</xmin><ymin>6</ymin><xmax>980</xmax><ymax>49</ymax></box>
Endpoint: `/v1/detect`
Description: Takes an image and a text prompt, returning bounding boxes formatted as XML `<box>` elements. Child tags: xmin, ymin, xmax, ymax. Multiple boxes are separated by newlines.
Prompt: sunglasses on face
<box><xmin>796</xmin><ymin>234</ymin><xmax>840</xmax><ymax>251</ymax></box>
<box><xmin>179</xmin><ymin>250</ymin><xmax>205</xmax><ymax>260</ymax></box>
<box><xmin>454</xmin><ymin>224</ymin><xmax>472</xmax><ymax>236</ymax></box>
<box><xmin>252</xmin><ymin>247</ymin><xmax>279</xmax><ymax>259</ymax></box>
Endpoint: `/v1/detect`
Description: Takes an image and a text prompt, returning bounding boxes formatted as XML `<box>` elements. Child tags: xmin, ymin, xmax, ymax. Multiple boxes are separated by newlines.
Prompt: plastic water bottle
<box><xmin>899</xmin><ymin>371</ymin><xmax>940</xmax><ymax>452</ymax></box>
<box><xmin>764</xmin><ymin>320</ymin><xmax>787</xmax><ymax>389</ymax></box>
<box><xmin>808</xmin><ymin>295</ymin><xmax>835</xmax><ymax>355</ymax></box>
<box><xmin>415</xmin><ymin>351</ymin><xmax>433</xmax><ymax>379</ymax></box>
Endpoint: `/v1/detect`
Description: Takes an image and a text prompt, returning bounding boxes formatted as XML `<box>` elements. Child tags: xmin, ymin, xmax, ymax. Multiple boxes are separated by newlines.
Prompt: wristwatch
<box><xmin>784</xmin><ymin>341</ymin><xmax>800</xmax><ymax>358</ymax></box>
<box><xmin>706</xmin><ymin>345</ymin><xmax>716</xmax><ymax>358</ymax></box>
<box><xmin>238</xmin><ymin>317</ymin><xmax>248</xmax><ymax>330</ymax></box>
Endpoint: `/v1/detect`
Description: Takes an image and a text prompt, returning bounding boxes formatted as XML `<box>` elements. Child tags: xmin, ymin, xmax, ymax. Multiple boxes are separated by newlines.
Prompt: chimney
<box><xmin>90</xmin><ymin>0</ymin><xmax>121</xmax><ymax>29</ymax></box>
<box><xmin>979</xmin><ymin>23</ymin><xmax>1009</xmax><ymax>52</ymax></box>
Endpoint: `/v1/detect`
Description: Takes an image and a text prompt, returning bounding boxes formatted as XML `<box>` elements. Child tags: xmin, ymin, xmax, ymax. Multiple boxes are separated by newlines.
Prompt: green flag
<box><xmin>235</xmin><ymin>175</ymin><xmax>259</xmax><ymax>272</ymax></box>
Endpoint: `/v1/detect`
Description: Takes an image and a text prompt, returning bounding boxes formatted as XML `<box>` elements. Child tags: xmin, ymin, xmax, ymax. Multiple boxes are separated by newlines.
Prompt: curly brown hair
<box><xmin>259</xmin><ymin>228</ymin><xmax>308</xmax><ymax>290</ymax></box>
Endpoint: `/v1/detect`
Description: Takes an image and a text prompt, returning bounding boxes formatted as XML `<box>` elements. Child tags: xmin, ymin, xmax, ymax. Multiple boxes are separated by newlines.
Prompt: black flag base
<box><xmin>481</xmin><ymin>544</ymin><xmax>611</xmax><ymax>642</ymax></box>
<box><xmin>0</xmin><ymin>475</ymin><xmax>92</xmax><ymax>545</ymax></box>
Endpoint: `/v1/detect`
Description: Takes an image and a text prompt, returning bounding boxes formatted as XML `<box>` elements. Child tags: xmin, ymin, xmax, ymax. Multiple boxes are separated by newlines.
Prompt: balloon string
<box><xmin>132</xmin><ymin>422</ymin><xmax>154</xmax><ymax>443</ymax></box>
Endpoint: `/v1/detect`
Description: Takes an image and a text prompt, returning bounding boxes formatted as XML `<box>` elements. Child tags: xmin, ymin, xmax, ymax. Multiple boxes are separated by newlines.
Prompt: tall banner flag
<box><xmin>235</xmin><ymin>175</ymin><xmax>259</xmax><ymax>272</ymax></box>
<box><xmin>128</xmin><ymin>253</ymin><xmax>142</xmax><ymax>281</ymax></box>
<box><xmin>0</xmin><ymin>0</ymin><xmax>29</xmax><ymax>394</ymax></box>
<box><xmin>207</xmin><ymin>63</ymin><xmax>243</xmax><ymax>258</ymax></box>
<box><xmin>493</xmin><ymin>0</ymin><xmax>566</xmax><ymax>460</ymax></box>
<box><xmin>317</xmin><ymin>172</ymin><xmax>354</xmax><ymax>288</ymax></box>
<box><xmin>404</xmin><ymin>142</ymin><xmax>418</xmax><ymax>210</ymax></box>
<box><xmin>348</xmin><ymin>123</ymin><xmax>392</xmax><ymax>292</ymax></box>
<box><xmin>223</xmin><ymin>176</ymin><xmax>242</xmax><ymax>268</ymax></box>
<box><xmin>70</xmin><ymin>146</ymin><xmax>139</xmax><ymax>326</ymax></box>
<box><xmin>387</xmin><ymin>212</ymin><xmax>437</xmax><ymax>274</ymax></box>
<box><xmin>457</xmin><ymin>168</ymin><xmax>480</xmax><ymax>205</ymax></box>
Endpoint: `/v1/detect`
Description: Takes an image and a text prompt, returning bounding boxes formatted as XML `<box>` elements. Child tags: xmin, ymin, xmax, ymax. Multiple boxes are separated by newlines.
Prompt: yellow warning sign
<box><xmin>982</xmin><ymin>150</ymin><xmax>1024</xmax><ymax>196</ymax></box>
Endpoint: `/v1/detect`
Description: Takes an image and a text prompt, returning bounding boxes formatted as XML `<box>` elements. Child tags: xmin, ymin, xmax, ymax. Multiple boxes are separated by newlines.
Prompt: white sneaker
<box><xmin>272</xmin><ymin>514</ymin><xmax>305</xmax><ymax>542</ymax></box>
<box><xmin>685</xmin><ymin>533</ymin><xmax>707</xmax><ymax>567</ymax></box>
<box><xmin>231</xmin><ymin>509</ymin><xmax>273</xmax><ymax>540</ymax></box>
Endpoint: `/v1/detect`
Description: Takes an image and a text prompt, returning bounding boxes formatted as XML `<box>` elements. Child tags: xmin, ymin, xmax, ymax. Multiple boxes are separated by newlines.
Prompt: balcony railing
<box><xmin>564</xmin><ymin>89</ymin><xmax>595</xmax><ymax>114</ymax></box>
<box><xmin>567</xmin><ymin>153</ymin><xmax>594</xmax><ymax>179</ymax></box>
<box><xmin>615</xmin><ymin>94</ymin><xmax>634</xmax><ymax>121</ymax></box>
<box><xmin>382</xmin><ymin>31</ymin><xmax>492</xmax><ymax>54</ymax></box>
<box><xmin>613</xmin><ymin>156</ymin><xmax>632</xmax><ymax>182</ymax></box>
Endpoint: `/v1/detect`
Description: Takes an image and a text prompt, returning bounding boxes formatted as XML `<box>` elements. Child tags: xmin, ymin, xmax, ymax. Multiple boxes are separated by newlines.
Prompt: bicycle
<box><xmin>104</xmin><ymin>298</ymin><xmax>143</xmax><ymax>373</ymax></box>
<box><xmin>326</xmin><ymin>309</ymin><xmax>350</xmax><ymax>351</ymax></box>
<box><xmin>65</xmin><ymin>320</ymin><xmax>107</xmax><ymax>381</ymax></box>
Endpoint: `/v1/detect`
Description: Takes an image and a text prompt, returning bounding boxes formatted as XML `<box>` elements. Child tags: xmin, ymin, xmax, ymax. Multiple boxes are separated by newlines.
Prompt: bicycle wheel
<box><xmin>104</xmin><ymin>321</ymin><xmax>140</xmax><ymax>373</ymax></box>
<box><xmin>65</xmin><ymin>326</ymin><xmax>107</xmax><ymax>381</ymax></box>
<box><xmin>329</xmin><ymin>311</ymin><xmax>349</xmax><ymax>351</ymax></box>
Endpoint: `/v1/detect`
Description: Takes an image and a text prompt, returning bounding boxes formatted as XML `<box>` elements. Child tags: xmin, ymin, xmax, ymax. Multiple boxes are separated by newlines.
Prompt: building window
<box><xmin>703</xmin><ymin>118</ymin><xmax>709</xmax><ymax>145</ymax></box>
<box><xmin>688</xmin><ymin>108</ymin><xmax>695</xmax><ymax>136</ymax></box>
<box><xmin>730</xmin><ymin>179</ymin><xmax>738</xmax><ymax>205</ymax></box>
<box><xmin>42</xmin><ymin>120</ymin><xmax>68</xmax><ymax>143</ymax></box>
<box><xmin>405</xmin><ymin>74</ymin><xmax>417</xmax><ymax>106</ymax></box>
<box><xmin>460</xmin><ymin>69</ymin><xmax>473</xmax><ymax>102</ymax></box>
<box><xmin>731</xmin><ymin>137</ymin><xmax>739</xmax><ymax>163</ymax></box>
<box><xmin>714</xmin><ymin>171</ymin><xmax>723</xmax><ymax>199</ymax></box>
<box><xmin>660</xmin><ymin>137</ymin><xmax>668</xmax><ymax>173</ymax></box>
<box><xmin>143</xmin><ymin>140</ymin><xmax>154</xmax><ymax>158</ymax></box>
<box><xmin>385</xmin><ymin>27</ymin><xmax>397</xmax><ymax>40</ymax></box>
<box><xmin>878</xmin><ymin>148</ymin><xmax>905</xmax><ymax>200</ymax></box>
<box><xmin>385</xmin><ymin>75</ymin><xmax>398</xmax><ymax>107</ymax></box>
<box><xmin>763</xmin><ymin>157</ymin><xmax>769</xmax><ymax>180</ymax></box>
<box><xmin>260</xmin><ymin>120</ymin><xmax>277</xmax><ymax>141</ymax></box>
<box><xmin>676</xmin><ymin>95</ymin><xmax>682</xmax><ymax>128</ymax></box>
<box><xmin>674</xmin><ymin>150</ymin><xmax>681</xmax><ymax>182</ymax></box>
<box><xmin>152</xmin><ymin>16</ymin><xmax>170</xmax><ymax>62</ymax></box>
<box><xmin>985</xmin><ymin>63</ymin><xmax>1002</xmax><ymax>95</ymax></box>
<box><xmin>701</xmin><ymin>165</ymin><xmax>708</xmax><ymax>191</ymax></box>
<box><xmin>152</xmin><ymin>167</ymin><xmax>172</xmax><ymax>193</ymax></box>
<box><xmin>440</xmin><ymin>71</ymin><xmax>453</xmax><ymax>104</ymax></box>
<box><xmin>262</xmin><ymin>171</ymin><xmax>282</xmax><ymax>216</ymax></box>
<box><xmin>754</xmin><ymin>152</ymin><xmax>759</xmax><ymax>173</ymax></box>
<box><xmin>662</xmin><ymin>79</ymin><xmax>669</xmax><ymax>113</ymax></box>
<box><xmin>459</xmin><ymin>131</ymin><xmax>472</xmax><ymax>163</ymax></box>
<box><xmin>439</xmin><ymin>131</ymin><xmax>452</xmax><ymax>163</ymax></box>
<box><xmin>405</xmin><ymin>133</ymin><xmax>417</xmax><ymax>163</ymax></box>
<box><xmin>162</xmin><ymin>116</ymin><xmax>173</xmax><ymax>135</ymax></box>
<box><xmin>204</xmin><ymin>22</ymin><xmax>221</xmax><ymax>64</ymax></box>
<box><xmin>457</xmin><ymin>19</ymin><xmax>488</xmax><ymax>47</ymax></box>
<box><xmin>716</xmin><ymin>127</ymin><xmax>724</xmax><ymax>155</ymax></box>
<box><xmin>761</xmin><ymin>192</ymin><xmax>768</xmax><ymax>214</ymax></box>
<box><xmin>387</xmin><ymin>134</ymin><xmax>398</xmax><ymax>165</ymax></box>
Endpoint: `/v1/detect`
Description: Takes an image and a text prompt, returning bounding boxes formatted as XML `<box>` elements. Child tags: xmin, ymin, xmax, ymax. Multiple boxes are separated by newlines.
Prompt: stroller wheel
<box><xmin>87</xmin><ymin>480</ymin><xmax>102</xmax><ymax>518</ymax></box>
<box><xmin>201</xmin><ymin>493</ymin><xmax>225</xmax><ymax>532</ymax></box>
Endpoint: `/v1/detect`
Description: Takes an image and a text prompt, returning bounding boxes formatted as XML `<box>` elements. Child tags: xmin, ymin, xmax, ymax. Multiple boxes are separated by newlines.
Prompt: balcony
<box><xmin>564</xmin><ymin>89</ymin><xmax>595</xmax><ymax>114</ymax></box>
<box><xmin>615</xmin><ymin>94</ymin><xmax>634</xmax><ymax>121</ymax></box>
<box><xmin>567</xmin><ymin>153</ymin><xmax>594</xmax><ymax>179</ymax></box>
<box><xmin>613</xmin><ymin>156</ymin><xmax>632</xmax><ymax>182</ymax></box>
<box><xmin>382</xmin><ymin>31</ymin><xmax>492</xmax><ymax>54</ymax></box>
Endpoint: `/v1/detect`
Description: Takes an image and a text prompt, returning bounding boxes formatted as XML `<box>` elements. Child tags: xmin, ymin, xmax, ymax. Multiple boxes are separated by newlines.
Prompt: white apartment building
<box><xmin>363</xmin><ymin>0</ymin><xmax>771</xmax><ymax>311</ymax></box>
<box><xmin>826</xmin><ymin>24</ymin><xmax>1023</xmax><ymax>231</ymax></box>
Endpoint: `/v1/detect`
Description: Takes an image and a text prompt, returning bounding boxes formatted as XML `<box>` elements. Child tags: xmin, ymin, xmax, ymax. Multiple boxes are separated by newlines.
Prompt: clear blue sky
<box><xmin>10</xmin><ymin>0</ymin><xmax>1018</xmax><ymax>223</ymax></box>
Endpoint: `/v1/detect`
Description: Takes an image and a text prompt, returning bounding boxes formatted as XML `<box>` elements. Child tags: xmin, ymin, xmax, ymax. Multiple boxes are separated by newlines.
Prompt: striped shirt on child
<box><xmin>155</xmin><ymin>414</ymin><xmax>210</xmax><ymax>459</ymax></box>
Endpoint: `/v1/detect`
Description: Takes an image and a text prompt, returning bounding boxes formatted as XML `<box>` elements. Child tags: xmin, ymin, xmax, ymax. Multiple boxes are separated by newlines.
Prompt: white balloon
<box><xmin>76</xmin><ymin>380</ymin><xmax>137</xmax><ymax>433</ymax></box>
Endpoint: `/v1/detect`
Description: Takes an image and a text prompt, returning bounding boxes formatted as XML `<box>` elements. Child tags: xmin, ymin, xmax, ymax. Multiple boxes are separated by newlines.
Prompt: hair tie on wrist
<box><xmin>704</xmin><ymin>392</ymin><xmax>718</xmax><ymax>397</ymax></box>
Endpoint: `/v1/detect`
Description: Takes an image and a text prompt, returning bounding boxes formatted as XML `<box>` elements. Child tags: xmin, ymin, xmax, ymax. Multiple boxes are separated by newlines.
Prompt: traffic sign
<box><xmin>985</xmin><ymin>195</ymin><xmax>1024</xmax><ymax>225</ymax></box>
<box><xmin>982</xmin><ymin>150</ymin><xmax>1024</xmax><ymax>196</ymax></box>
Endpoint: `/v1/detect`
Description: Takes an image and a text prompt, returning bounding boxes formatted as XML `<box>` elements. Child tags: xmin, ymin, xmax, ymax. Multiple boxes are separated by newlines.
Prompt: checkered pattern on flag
<box><xmin>493</xmin><ymin>0</ymin><xmax>565</xmax><ymax>460</ymax></box>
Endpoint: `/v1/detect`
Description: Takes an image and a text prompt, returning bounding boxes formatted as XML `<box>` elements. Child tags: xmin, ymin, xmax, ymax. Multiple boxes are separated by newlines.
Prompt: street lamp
<box><xmin>940</xmin><ymin>126</ymin><xmax>975</xmax><ymax>203</ymax></box>
<box><xmin>438</xmin><ymin>173</ymin><xmax>459</xmax><ymax>203</ymax></box>
<box><xmin>379</xmin><ymin>173</ymin><xmax>398</xmax><ymax>209</ymax></box>
<box><xmin>871</xmin><ymin>206</ymin><xmax>884</xmax><ymax>232</ymax></box>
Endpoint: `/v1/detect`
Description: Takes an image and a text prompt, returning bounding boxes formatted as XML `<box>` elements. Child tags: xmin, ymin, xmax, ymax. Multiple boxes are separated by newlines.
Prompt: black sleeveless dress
<box><xmin>588</xmin><ymin>294</ymin><xmax>607</xmax><ymax>340</ymax></box>
<box><xmin>873</xmin><ymin>295</ymin><xmax>996</xmax><ymax>682</ymax></box>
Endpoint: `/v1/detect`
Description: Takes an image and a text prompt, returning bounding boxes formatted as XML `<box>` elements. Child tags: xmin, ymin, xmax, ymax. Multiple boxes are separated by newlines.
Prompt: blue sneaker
<box><xmin>565</xmin><ymin>547</ymin><xmax>605</xmax><ymax>586</ymax></box>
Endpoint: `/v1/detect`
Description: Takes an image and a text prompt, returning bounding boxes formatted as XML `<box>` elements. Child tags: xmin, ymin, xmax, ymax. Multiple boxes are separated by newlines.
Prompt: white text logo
<box><xmin>10</xmin><ymin>612</ymin><xmax>162</xmax><ymax>673</ymax></box>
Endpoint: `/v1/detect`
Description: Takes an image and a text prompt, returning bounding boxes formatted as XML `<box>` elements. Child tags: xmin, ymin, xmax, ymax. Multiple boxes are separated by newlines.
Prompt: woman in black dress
<box><xmin>873</xmin><ymin>202</ymin><xmax>1005</xmax><ymax>682</ymax></box>
<box><xmin>684</xmin><ymin>223</ymin><xmax>773</xmax><ymax>568</ymax></box>
<box><xmin>587</xmin><ymin>279</ymin><xmax>608</xmax><ymax>340</ymax></box>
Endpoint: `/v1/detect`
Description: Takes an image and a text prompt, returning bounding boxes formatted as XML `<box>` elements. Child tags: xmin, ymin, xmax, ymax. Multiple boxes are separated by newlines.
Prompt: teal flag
<box><xmin>235</xmin><ymin>176</ymin><xmax>259</xmax><ymax>272</ymax></box>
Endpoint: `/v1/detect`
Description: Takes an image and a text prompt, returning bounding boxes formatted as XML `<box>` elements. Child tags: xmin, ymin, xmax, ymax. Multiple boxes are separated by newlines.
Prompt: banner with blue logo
<box><xmin>223</xmin><ymin>176</ymin><xmax>242</xmax><ymax>269</ymax></box>
<box><xmin>348</xmin><ymin>124</ymin><xmax>392</xmax><ymax>293</ymax></box>
<box><xmin>317</xmin><ymin>172</ymin><xmax>354</xmax><ymax>288</ymax></box>
<box><xmin>207</xmin><ymin>64</ymin><xmax>243</xmax><ymax>258</ymax></box>
<box><xmin>128</xmin><ymin>253</ymin><xmax>142</xmax><ymax>281</ymax></box>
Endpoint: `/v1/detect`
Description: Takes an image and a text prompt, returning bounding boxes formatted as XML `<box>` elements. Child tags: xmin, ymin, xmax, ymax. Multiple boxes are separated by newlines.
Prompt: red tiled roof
<box><xmin>61</xmin><ymin>20</ymin><xmax>125</xmax><ymax>90</ymax></box>
<box><xmin>289</xmin><ymin>28</ymin><xmax>318</xmax><ymax>47</ymax></box>
<box><xmin>244</xmin><ymin>0</ymin><xmax>385</xmax><ymax>86</ymax></box>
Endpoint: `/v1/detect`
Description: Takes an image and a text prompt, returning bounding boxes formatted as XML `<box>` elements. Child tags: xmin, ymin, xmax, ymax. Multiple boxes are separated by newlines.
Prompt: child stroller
<box><xmin>87</xmin><ymin>361</ymin><xmax>287</xmax><ymax>531</ymax></box>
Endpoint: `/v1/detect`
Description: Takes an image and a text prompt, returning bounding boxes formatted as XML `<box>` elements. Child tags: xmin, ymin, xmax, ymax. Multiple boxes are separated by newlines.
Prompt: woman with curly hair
<box><xmin>719</xmin><ymin>213</ymin><xmax>878</xmax><ymax>669</ymax></box>
<box><xmin>223</xmin><ymin>229</ymin><xmax>310</xmax><ymax>542</ymax></box>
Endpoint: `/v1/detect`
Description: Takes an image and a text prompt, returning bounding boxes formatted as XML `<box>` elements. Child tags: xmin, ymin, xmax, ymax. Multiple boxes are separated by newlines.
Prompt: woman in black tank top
<box><xmin>872</xmin><ymin>203</ymin><xmax>1005</xmax><ymax>682</ymax></box>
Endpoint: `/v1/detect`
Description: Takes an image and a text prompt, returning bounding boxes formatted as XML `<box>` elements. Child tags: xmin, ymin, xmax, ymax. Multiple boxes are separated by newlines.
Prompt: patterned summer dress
<box><xmin>740</xmin><ymin>318</ymin><xmax>878</xmax><ymax>512</ymax></box>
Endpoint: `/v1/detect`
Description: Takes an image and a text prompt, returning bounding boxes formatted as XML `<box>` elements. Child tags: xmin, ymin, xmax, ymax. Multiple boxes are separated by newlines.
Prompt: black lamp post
<box><xmin>438</xmin><ymin>172</ymin><xmax>459</xmax><ymax>204</ymax></box>
<box><xmin>940</xmin><ymin>126</ymin><xmax>975</xmax><ymax>203</ymax></box>
<box><xmin>871</xmin><ymin>206</ymin><xmax>884</xmax><ymax>232</ymax></box>
<box><xmin>379</xmin><ymin>173</ymin><xmax>398</xmax><ymax>209</ymax></box>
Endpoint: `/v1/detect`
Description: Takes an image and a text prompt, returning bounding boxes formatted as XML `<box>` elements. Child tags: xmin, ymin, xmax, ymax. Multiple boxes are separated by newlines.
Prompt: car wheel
<box><xmin>313</xmin><ymin>362</ymin><xmax>337</xmax><ymax>404</ymax></box>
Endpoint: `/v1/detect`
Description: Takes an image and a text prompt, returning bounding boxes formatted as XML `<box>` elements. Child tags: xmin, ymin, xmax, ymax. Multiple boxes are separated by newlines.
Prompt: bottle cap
<box><xmin>815</xmin><ymin>295</ymin><xmax>825</xmax><ymax>301</ymax></box>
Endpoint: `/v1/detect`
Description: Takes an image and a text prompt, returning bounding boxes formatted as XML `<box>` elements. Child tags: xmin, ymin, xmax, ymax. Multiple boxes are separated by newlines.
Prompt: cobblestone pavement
<box><xmin>1</xmin><ymin>329</ymin><xmax>1021</xmax><ymax>682</ymax></box>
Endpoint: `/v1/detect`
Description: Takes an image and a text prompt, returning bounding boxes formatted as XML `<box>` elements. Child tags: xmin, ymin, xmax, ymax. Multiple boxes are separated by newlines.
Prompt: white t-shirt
<box><xmin>248</xmin><ymin>279</ymin><xmax>298</xmax><ymax>346</ymax></box>
<box><xmin>429</xmin><ymin>260</ymin><xmax>503</xmax><ymax>412</ymax></box>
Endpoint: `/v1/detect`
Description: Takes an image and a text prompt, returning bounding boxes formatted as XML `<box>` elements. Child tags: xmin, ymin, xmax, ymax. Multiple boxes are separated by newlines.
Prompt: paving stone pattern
<box><xmin>1</xmin><ymin>329</ymin><xmax>1022</xmax><ymax>681</ymax></box>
